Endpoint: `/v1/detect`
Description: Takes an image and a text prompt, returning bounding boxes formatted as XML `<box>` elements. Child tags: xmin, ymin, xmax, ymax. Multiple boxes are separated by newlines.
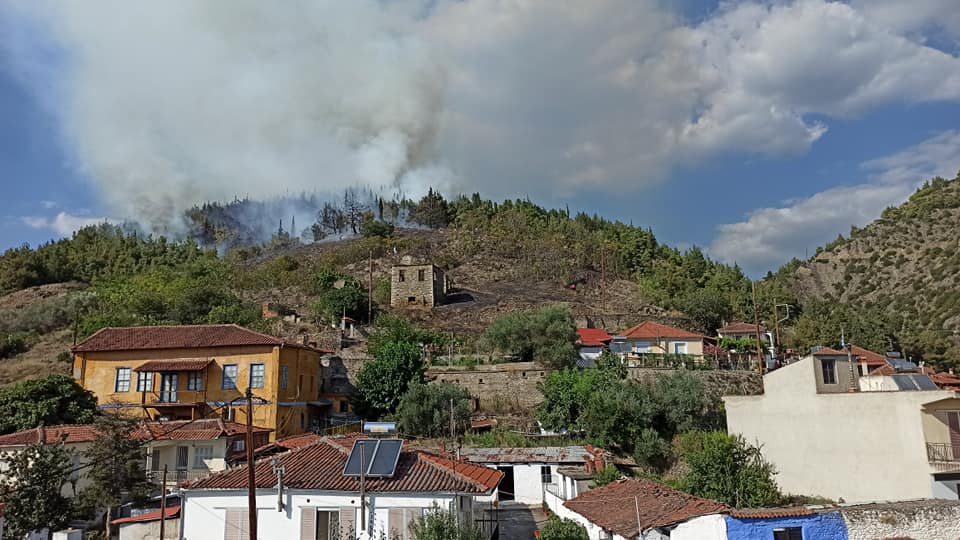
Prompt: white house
<box><xmin>724</xmin><ymin>353</ymin><xmax>960</xmax><ymax>502</ymax></box>
<box><xmin>547</xmin><ymin>478</ymin><xmax>727</xmax><ymax>540</ymax></box>
<box><xmin>460</xmin><ymin>445</ymin><xmax>609</xmax><ymax>505</ymax></box>
<box><xmin>179</xmin><ymin>435</ymin><xmax>502</xmax><ymax>540</ymax></box>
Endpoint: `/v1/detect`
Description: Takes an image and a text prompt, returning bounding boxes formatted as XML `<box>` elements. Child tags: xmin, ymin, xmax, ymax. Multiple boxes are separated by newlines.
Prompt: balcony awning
<box><xmin>134</xmin><ymin>358</ymin><xmax>214</xmax><ymax>372</ymax></box>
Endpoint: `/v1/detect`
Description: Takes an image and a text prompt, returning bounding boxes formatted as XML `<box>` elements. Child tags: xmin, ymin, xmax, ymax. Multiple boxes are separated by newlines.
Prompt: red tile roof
<box><xmin>112</xmin><ymin>506</ymin><xmax>180</xmax><ymax>525</ymax></box>
<box><xmin>185</xmin><ymin>436</ymin><xmax>502</xmax><ymax>494</ymax></box>
<box><xmin>718</xmin><ymin>322</ymin><xmax>765</xmax><ymax>335</ymax></box>
<box><xmin>563</xmin><ymin>479</ymin><xmax>727</xmax><ymax>537</ymax></box>
<box><xmin>577</xmin><ymin>328</ymin><xmax>612</xmax><ymax>347</ymax></box>
<box><xmin>729</xmin><ymin>507</ymin><xmax>814</xmax><ymax>519</ymax></box>
<box><xmin>812</xmin><ymin>347</ymin><xmax>849</xmax><ymax>356</ymax></box>
<box><xmin>72</xmin><ymin>324</ymin><xmax>314</xmax><ymax>353</ymax></box>
<box><xmin>618</xmin><ymin>321</ymin><xmax>705</xmax><ymax>340</ymax></box>
<box><xmin>133</xmin><ymin>358</ymin><xmax>214</xmax><ymax>372</ymax></box>
<box><xmin>850</xmin><ymin>345</ymin><xmax>886</xmax><ymax>365</ymax></box>
<box><xmin>0</xmin><ymin>419</ymin><xmax>269</xmax><ymax>448</ymax></box>
<box><xmin>0</xmin><ymin>425</ymin><xmax>101</xmax><ymax>447</ymax></box>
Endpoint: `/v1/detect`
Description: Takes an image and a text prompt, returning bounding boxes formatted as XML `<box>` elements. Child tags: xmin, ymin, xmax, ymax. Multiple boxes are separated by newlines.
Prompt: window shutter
<box><xmin>224</xmin><ymin>508</ymin><xmax>249</xmax><ymax>540</ymax></box>
<box><xmin>339</xmin><ymin>507</ymin><xmax>356</xmax><ymax>538</ymax></box>
<box><xmin>389</xmin><ymin>508</ymin><xmax>404</xmax><ymax>538</ymax></box>
<box><xmin>299</xmin><ymin>507</ymin><xmax>316</xmax><ymax>540</ymax></box>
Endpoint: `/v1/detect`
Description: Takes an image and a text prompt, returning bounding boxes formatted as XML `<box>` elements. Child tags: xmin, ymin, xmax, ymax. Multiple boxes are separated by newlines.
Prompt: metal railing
<box><xmin>926</xmin><ymin>442</ymin><xmax>960</xmax><ymax>462</ymax></box>
<box><xmin>146</xmin><ymin>469</ymin><xmax>210</xmax><ymax>484</ymax></box>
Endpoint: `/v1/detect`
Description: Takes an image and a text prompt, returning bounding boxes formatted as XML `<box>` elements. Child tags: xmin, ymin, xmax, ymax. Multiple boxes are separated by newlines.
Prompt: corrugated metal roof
<box><xmin>460</xmin><ymin>446</ymin><xmax>590</xmax><ymax>464</ymax></box>
<box><xmin>184</xmin><ymin>436</ymin><xmax>502</xmax><ymax>494</ymax></box>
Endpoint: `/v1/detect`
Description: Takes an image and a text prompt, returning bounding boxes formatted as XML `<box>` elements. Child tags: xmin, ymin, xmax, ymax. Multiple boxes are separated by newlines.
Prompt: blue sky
<box><xmin>2</xmin><ymin>0</ymin><xmax>959</xmax><ymax>276</ymax></box>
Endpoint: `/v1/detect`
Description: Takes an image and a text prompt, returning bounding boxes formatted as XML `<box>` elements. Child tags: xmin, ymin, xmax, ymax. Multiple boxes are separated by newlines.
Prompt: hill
<box><xmin>0</xmin><ymin>194</ymin><xmax>758</xmax><ymax>385</ymax></box>
<box><xmin>780</xmin><ymin>172</ymin><xmax>960</xmax><ymax>367</ymax></box>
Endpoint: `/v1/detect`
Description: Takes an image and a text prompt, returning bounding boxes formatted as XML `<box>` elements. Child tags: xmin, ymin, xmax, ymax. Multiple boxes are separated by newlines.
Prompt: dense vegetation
<box><xmin>481</xmin><ymin>306</ymin><xmax>578</xmax><ymax>368</ymax></box>
<box><xmin>0</xmin><ymin>375</ymin><xmax>99</xmax><ymax>434</ymax></box>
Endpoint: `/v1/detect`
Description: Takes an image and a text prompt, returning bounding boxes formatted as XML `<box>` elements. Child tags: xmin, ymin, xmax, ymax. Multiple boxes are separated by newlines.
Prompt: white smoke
<box><xmin>8</xmin><ymin>1</ymin><xmax>450</xmax><ymax>235</ymax></box>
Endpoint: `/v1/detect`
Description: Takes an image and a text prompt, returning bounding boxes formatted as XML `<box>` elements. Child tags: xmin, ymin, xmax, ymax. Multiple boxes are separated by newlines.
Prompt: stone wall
<box><xmin>426</xmin><ymin>363</ymin><xmax>763</xmax><ymax>413</ymax></box>
<box><xmin>842</xmin><ymin>500</ymin><xmax>960</xmax><ymax>540</ymax></box>
<box><xmin>391</xmin><ymin>264</ymin><xmax>443</xmax><ymax>307</ymax></box>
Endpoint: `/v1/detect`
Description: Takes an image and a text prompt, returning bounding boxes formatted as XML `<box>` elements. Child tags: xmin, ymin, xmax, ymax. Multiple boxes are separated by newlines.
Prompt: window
<box><xmin>223</xmin><ymin>508</ymin><xmax>249</xmax><ymax>540</ymax></box>
<box><xmin>634</xmin><ymin>341</ymin><xmax>651</xmax><ymax>353</ymax></box>
<box><xmin>232</xmin><ymin>439</ymin><xmax>245</xmax><ymax>452</ymax></box>
<box><xmin>222</xmin><ymin>364</ymin><xmax>238</xmax><ymax>389</ymax></box>
<box><xmin>407</xmin><ymin>296</ymin><xmax>417</xmax><ymax>304</ymax></box>
<box><xmin>417</xmin><ymin>268</ymin><xmax>426</xmax><ymax>281</ymax></box>
<box><xmin>387</xmin><ymin>508</ymin><xmax>424</xmax><ymax>540</ymax></box>
<box><xmin>821</xmin><ymin>359</ymin><xmax>837</xmax><ymax>385</ymax></box>
<box><xmin>187</xmin><ymin>371</ymin><xmax>203</xmax><ymax>391</ymax></box>
<box><xmin>673</xmin><ymin>342</ymin><xmax>688</xmax><ymax>355</ymax></box>
<box><xmin>114</xmin><ymin>368</ymin><xmax>131</xmax><ymax>392</ymax></box>
<box><xmin>540</xmin><ymin>465</ymin><xmax>552</xmax><ymax>485</ymax></box>
<box><xmin>339</xmin><ymin>400</ymin><xmax>349</xmax><ymax>413</ymax></box>
<box><xmin>281</xmin><ymin>366</ymin><xmax>289</xmax><ymax>390</ymax></box>
<box><xmin>398</xmin><ymin>270</ymin><xmax>406</xmax><ymax>282</ymax></box>
<box><xmin>193</xmin><ymin>446</ymin><xmax>213</xmax><ymax>469</ymax></box>
<box><xmin>249</xmin><ymin>363</ymin><xmax>265</xmax><ymax>389</ymax></box>
<box><xmin>773</xmin><ymin>527</ymin><xmax>803</xmax><ymax>540</ymax></box>
<box><xmin>300</xmin><ymin>413</ymin><xmax>305</xmax><ymax>430</ymax></box>
<box><xmin>136</xmin><ymin>371</ymin><xmax>153</xmax><ymax>392</ymax></box>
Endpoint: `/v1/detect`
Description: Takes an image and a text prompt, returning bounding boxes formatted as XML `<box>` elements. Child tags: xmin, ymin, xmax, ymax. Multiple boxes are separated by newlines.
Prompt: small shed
<box><xmin>112</xmin><ymin>505</ymin><xmax>180</xmax><ymax>540</ymax></box>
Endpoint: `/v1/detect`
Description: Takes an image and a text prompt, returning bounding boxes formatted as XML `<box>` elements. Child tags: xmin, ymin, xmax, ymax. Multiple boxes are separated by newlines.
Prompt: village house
<box><xmin>0</xmin><ymin>419</ymin><xmax>270</xmax><ymax>493</ymax></box>
<box><xmin>111</xmin><ymin>505</ymin><xmax>180</xmax><ymax>540</ymax></box>
<box><xmin>460</xmin><ymin>445</ymin><xmax>612</xmax><ymax>506</ymax></box>
<box><xmin>576</xmin><ymin>327</ymin><xmax>613</xmax><ymax>366</ymax></box>
<box><xmin>179</xmin><ymin>434</ymin><xmax>502</xmax><ymax>540</ymax></box>
<box><xmin>609</xmin><ymin>321</ymin><xmax>708</xmax><ymax>359</ymax></box>
<box><xmin>716</xmin><ymin>321</ymin><xmax>765</xmax><ymax>340</ymax></box>
<box><xmin>72</xmin><ymin>324</ymin><xmax>332</xmax><ymax>440</ymax></box>
<box><xmin>547</xmin><ymin>478</ymin><xmax>728</xmax><ymax>540</ymax></box>
<box><xmin>724</xmin><ymin>351</ymin><xmax>960</xmax><ymax>502</ymax></box>
<box><xmin>390</xmin><ymin>257</ymin><xmax>447</xmax><ymax>307</ymax></box>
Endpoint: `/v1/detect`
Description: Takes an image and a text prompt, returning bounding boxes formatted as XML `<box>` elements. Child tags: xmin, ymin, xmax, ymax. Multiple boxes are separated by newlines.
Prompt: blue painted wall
<box><xmin>725</xmin><ymin>512</ymin><xmax>847</xmax><ymax>540</ymax></box>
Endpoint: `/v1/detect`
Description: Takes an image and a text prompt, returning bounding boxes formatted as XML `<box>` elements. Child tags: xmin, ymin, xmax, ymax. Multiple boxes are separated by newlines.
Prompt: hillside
<box><xmin>783</xmin><ymin>173</ymin><xmax>960</xmax><ymax>365</ymax></box>
<box><xmin>0</xmin><ymin>194</ymin><xmax>757</xmax><ymax>385</ymax></box>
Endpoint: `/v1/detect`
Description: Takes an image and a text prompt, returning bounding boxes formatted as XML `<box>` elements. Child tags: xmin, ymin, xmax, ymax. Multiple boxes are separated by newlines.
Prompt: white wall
<box><xmin>117</xmin><ymin>519</ymin><xmax>179</xmax><ymax>540</ymax></box>
<box><xmin>181</xmin><ymin>490</ymin><xmax>462</xmax><ymax>540</ymax></box>
<box><xmin>475</xmin><ymin>463</ymin><xmax>554</xmax><ymax>505</ymax></box>
<box><xmin>725</xmin><ymin>356</ymin><xmax>957</xmax><ymax>502</ymax></box>
<box><xmin>669</xmin><ymin>515</ymin><xmax>726</xmax><ymax>540</ymax></box>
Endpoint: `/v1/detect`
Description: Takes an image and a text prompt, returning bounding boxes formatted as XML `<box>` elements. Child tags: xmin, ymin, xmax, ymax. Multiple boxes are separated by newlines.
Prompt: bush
<box><xmin>409</xmin><ymin>506</ymin><xmax>484</xmax><ymax>540</ymax></box>
<box><xmin>396</xmin><ymin>383</ymin><xmax>472</xmax><ymax>438</ymax></box>
<box><xmin>675</xmin><ymin>431</ymin><xmax>781</xmax><ymax>508</ymax></box>
<box><xmin>538</xmin><ymin>517</ymin><xmax>589</xmax><ymax>540</ymax></box>
<box><xmin>591</xmin><ymin>465</ymin><xmax>621</xmax><ymax>487</ymax></box>
<box><xmin>0</xmin><ymin>332</ymin><xmax>30</xmax><ymax>359</ymax></box>
<box><xmin>0</xmin><ymin>375</ymin><xmax>99</xmax><ymax>434</ymax></box>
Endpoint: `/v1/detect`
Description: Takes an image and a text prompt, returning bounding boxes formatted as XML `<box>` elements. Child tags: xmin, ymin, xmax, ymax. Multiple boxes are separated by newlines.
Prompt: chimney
<box><xmin>594</xmin><ymin>452</ymin><xmax>605</xmax><ymax>473</ymax></box>
<box><xmin>584</xmin><ymin>458</ymin><xmax>594</xmax><ymax>474</ymax></box>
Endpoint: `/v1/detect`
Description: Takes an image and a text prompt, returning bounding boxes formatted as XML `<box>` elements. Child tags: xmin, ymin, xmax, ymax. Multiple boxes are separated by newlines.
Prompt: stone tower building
<box><xmin>390</xmin><ymin>256</ymin><xmax>447</xmax><ymax>307</ymax></box>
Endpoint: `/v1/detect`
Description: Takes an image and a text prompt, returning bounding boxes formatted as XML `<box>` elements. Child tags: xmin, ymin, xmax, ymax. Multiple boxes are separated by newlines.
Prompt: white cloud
<box><xmin>709</xmin><ymin>130</ymin><xmax>960</xmax><ymax>274</ymax></box>
<box><xmin>2</xmin><ymin>0</ymin><xmax>960</xmax><ymax>232</ymax></box>
<box><xmin>21</xmin><ymin>212</ymin><xmax>113</xmax><ymax>237</ymax></box>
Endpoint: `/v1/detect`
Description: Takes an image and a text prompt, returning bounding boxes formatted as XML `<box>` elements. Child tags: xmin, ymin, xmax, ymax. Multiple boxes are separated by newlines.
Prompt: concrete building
<box><xmin>610</xmin><ymin>321</ymin><xmax>708</xmax><ymax>359</ymax></box>
<box><xmin>724</xmin><ymin>353</ymin><xmax>960</xmax><ymax>502</ymax></box>
<box><xmin>180</xmin><ymin>435</ymin><xmax>502</xmax><ymax>540</ymax></box>
<box><xmin>72</xmin><ymin>324</ymin><xmax>330</xmax><ymax>440</ymax></box>
<box><xmin>390</xmin><ymin>258</ymin><xmax>447</xmax><ymax>307</ymax></box>
<box><xmin>460</xmin><ymin>445</ymin><xmax>609</xmax><ymax>505</ymax></box>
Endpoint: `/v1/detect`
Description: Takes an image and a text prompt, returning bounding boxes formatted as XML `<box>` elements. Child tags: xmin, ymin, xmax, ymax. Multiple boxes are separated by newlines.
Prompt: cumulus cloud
<box><xmin>2</xmin><ymin>0</ymin><xmax>960</xmax><ymax>232</ymax></box>
<box><xmin>709</xmin><ymin>130</ymin><xmax>960</xmax><ymax>274</ymax></box>
<box><xmin>21</xmin><ymin>211</ymin><xmax>114</xmax><ymax>236</ymax></box>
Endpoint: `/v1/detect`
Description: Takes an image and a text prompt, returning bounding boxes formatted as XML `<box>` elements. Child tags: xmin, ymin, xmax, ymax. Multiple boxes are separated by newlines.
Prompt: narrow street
<box><xmin>498</xmin><ymin>505</ymin><xmax>549</xmax><ymax>539</ymax></box>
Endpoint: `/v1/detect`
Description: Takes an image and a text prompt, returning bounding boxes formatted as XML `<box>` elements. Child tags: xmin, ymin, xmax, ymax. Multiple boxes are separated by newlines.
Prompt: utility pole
<box><xmin>367</xmin><ymin>249</ymin><xmax>373</xmax><ymax>323</ymax></box>
<box><xmin>159</xmin><ymin>465</ymin><xmax>168</xmax><ymax>539</ymax></box>
<box><xmin>359</xmin><ymin>443</ymin><xmax>366</xmax><ymax>533</ymax></box>
<box><xmin>246</xmin><ymin>387</ymin><xmax>258</xmax><ymax>540</ymax></box>
<box><xmin>600</xmin><ymin>245</ymin><xmax>606</xmax><ymax>313</ymax></box>
<box><xmin>752</xmin><ymin>282</ymin><xmax>764</xmax><ymax>375</ymax></box>
<box><xmin>273</xmin><ymin>457</ymin><xmax>286</xmax><ymax>512</ymax></box>
<box><xmin>634</xmin><ymin>496</ymin><xmax>642</xmax><ymax>539</ymax></box>
<box><xmin>449</xmin><ymin>398</ymin><xmax>456</xmax><ymax>440</ymax></box>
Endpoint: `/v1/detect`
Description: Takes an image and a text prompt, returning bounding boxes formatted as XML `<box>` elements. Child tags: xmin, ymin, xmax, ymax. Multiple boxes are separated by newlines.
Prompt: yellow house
<box><xmin>72</xmin><ymin>324</ymin><xmax>333</xmax><ymax>440</ymax></box>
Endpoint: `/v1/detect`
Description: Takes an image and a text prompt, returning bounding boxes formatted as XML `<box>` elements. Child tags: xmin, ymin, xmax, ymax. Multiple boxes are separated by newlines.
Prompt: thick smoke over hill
<box><xmin>10</xmin><ymin>1</ymin><xmax>453</xmax><ymax>235</ymax></box>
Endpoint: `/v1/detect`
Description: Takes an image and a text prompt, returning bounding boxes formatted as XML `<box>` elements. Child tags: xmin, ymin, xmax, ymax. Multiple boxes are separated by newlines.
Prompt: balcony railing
<box><xmin>146</xmin><ymin>469</ymin><xmax>211</xmax><ymax>484</ymax></box>
<box><xmin>926</xmin><ymin>442</ymin><xmax>960</xmax><ymax>463</ymax></box>
<box><xmin>141</xmin><ymin>390</ymin><xmax>206</xmax><ymax>406</ymax></box>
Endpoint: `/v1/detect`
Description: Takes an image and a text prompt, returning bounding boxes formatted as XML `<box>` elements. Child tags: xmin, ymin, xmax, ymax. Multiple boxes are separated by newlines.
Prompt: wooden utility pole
<box><xmin>367</xmin><ymin>249</ymin><xmax>373</xmax><ymax>323</ymax></box>
<box><xmin>159</xmin><ymin>465</ymin><xmax>168</xmax><ymax>539</ymax></box>
<box><xmin>752</xmin><ymin>282</ymin><xmax>764</xmax><ymax>375</ymax></box>
<box><xmin>359</xmin><ymin>443</ymin><xmax>366</xmax><ymax>532</ymax></box>
<box><xmin>246</xmin><ymin>387</ymin><xmax>258</xmax><ymax>540</ymax></box>
<box><xmin>600</xmin><ymin>245</ymin><xmax>606</xmax><ymax>313</ymax></box>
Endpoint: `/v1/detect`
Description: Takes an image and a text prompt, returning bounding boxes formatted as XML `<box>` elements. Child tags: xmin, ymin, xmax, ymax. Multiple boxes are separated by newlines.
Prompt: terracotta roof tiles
<box><xmin>577</xmin><ymin>328</ymin><xmax>613</xmax><ymax>347</ymax></box>
<box><xmin>563</xmin><ymin>479</ymin><xmax>727</xmax><ymax>537</ymax></box>
<box><xmin>0</xmin><ymin>425</ymin><xmax>101</xmax><ymax>447</ymax></box>
<box><xmin>112</xmin><ymin>505</ymin><xmax>180</xmax><ymax>525</ymax></box>
<box><xmin>72</xmin><ymin>324</ymin><xmax>314</xmax><ymax>353</ymax></box>
<box><xmin>133</xmin><ymin>358</ymin><xmax>214</xmax><ymax>372</ymax></box>
<box><xmin>718</xmin><ymin>322</ymin><xmax>765</xmax><ymax>334</ymax></box>
<box><xmin>729</xmin><ymin>507</ymin><xmax>815</xmax><ymax>519</ymax></box>
<box><xmin>0</xmin><ymin>419</ymin><xmax>269</xmax><ymax>448</ymax></box>
<box><xmin>185</xmin><ymin>436</ymin><xmax>502</xmax><ymax>494</ymax></box>
<box><xmin>618</xmin><ymin>321</ymin><xmax>705</xmax><ymax>340</ymax></box>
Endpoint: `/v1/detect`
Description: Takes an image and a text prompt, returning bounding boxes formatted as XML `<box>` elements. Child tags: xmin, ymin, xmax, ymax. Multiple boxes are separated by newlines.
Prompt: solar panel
<box><xmin>343</xmin><ymin>439</ymin><xmax>404</xmax><ymax>478</ymax></box>
<box><xmin>343</xmin><ymin>440</ymin><xmax>379</xmax><ymax>476</ymax></box>
<box><xmin>368</xmin><ymin>439</ymin><xmax>403</xmax><ymax>477</ymax></box>
<box><xmin>890</xmin><ymin>374</ymin><xmax>938</xmax><ymax>391</ymax></box>
<box><xmin>911</xmin><ymin>374</ymin><xmax>938</xmax><ymax>391</ymax></box>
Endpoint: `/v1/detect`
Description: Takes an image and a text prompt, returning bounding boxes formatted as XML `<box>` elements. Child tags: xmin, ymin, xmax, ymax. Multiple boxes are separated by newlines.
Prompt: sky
<box><xmin>1</xmin><ymin>0</ymin><xmax>959</xmax><ymax>276</ymax></box>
